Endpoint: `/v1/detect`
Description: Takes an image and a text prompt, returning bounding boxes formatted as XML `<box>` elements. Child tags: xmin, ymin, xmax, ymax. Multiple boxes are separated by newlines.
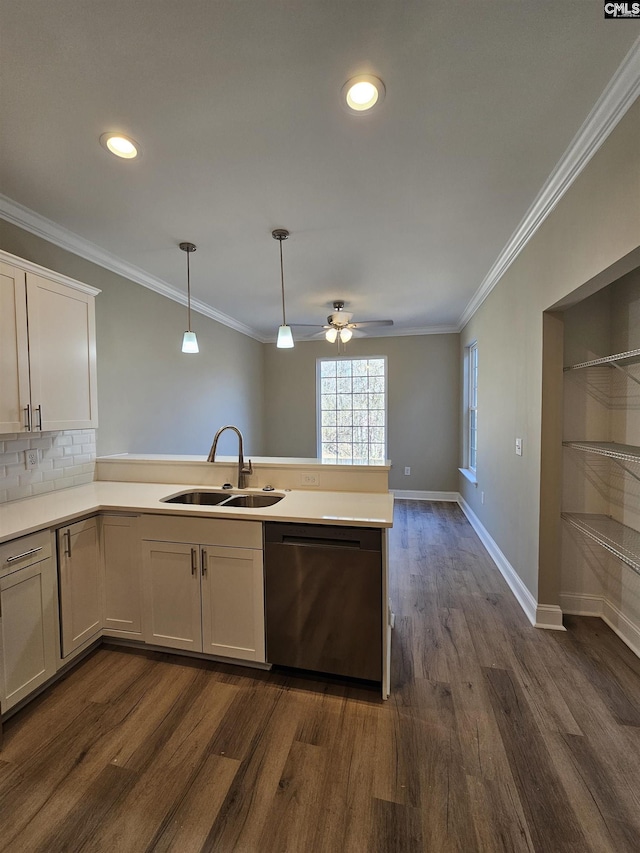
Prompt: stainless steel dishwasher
<box><xmin>264</xmin><ymin>522</ymin><xmax>382</xmax><ymax>682</ymax></box>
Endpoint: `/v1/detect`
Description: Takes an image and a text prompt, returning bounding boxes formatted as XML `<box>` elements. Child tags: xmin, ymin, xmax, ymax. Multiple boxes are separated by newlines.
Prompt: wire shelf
<box><xmin>563</xmin><ymin>441</ymin><xmax>640</xmax><ymax>464</ymax></box>
<box><xmin>564</xmin><ymin>347</ymin><xmax>640</xmax><ymax>371</ymax></box>
<box><xmin>561</xmin><ymin>512</ymin><xmax>640</xmax><ymax>576</ymax></box>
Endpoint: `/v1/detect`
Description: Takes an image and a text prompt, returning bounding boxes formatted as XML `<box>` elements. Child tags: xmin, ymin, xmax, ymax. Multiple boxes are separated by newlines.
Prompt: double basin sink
<box><xmin>162</xmin><ymin>490</ymin><xmax>283</xmax><ymax>508</ymax></box>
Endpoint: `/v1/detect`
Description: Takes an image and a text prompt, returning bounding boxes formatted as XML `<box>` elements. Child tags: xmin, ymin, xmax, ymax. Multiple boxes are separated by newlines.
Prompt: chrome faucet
<box><xmin>207</xmin><ymin>425</ymin><xmax>253</xmax><ymax>489</ymax></box>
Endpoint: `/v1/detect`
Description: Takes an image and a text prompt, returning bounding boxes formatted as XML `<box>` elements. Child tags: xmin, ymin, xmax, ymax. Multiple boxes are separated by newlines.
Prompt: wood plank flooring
<box><xmin>2</xmin><ymin>500</ymin><xmax>640</xmax><ymax>851</ymax></box>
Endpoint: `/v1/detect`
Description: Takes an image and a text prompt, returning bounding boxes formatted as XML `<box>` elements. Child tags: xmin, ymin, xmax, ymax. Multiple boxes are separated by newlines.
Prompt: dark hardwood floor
<box><xmin>2</xmin><ymin>500</ymin><xmax>640</xmax><ymax>851</ymax></box>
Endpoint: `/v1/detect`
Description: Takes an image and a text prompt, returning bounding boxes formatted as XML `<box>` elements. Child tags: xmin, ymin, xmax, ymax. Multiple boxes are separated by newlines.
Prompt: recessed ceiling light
<box><xmin>100</xmin><ymin>132</ymin><xmax>140</xmax><ymax>159</ymax></box>
<box><xmin>342</xmin><ymin>75</ymin><xmax>385</xmax><ymax>113</ymax></box>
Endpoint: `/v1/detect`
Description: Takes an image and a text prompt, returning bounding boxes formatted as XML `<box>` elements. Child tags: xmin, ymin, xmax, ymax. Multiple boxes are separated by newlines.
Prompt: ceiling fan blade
<box><xmin>350</xmin><ymin>319</ymin><xmax>394</xmax><ymax>328</ymax></box>
<box><xmin>289</xmin><ymin>322</ymin><xmax>326</xmax><ymax>328</ymax></box>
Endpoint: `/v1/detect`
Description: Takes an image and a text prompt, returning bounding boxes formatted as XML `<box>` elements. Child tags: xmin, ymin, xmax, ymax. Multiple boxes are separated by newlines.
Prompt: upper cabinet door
<box><xmin>26</xmin><ymin>272</ymin><xmax>98</xmax><ymax>431</ymax></box>
<box><xmin>0</xmin><ymin>262</ymin><xmax>30</xmax><ymax>433</ymax></box>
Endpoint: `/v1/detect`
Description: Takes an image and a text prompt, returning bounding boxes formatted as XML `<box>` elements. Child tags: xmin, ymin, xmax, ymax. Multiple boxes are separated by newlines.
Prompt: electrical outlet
<box><xmin>300</xmin><ymin>472</ymin><xmax>319</xmax><ymax>487</ymax></box>
<box><xmin>404</xmin><ymin>466</ymin><xmax>411</xmax><ymax>476</ymax></box>
<box><xmin>515</xmin><ymin>437</ymin><xmax>523</xmax><ymax>456</ymax></box>
<box><xmin>24</xmin><ymin>449</ymin><xmax>39</xmax><ymax>470</ymax></box>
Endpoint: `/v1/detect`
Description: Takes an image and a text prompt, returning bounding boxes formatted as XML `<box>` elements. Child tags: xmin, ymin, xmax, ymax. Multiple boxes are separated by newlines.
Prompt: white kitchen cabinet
<box><xmin>0</xmin><ymin>261</ymin><xmax>29</xmax><ymax>433</ymax></box>
<box><xmin>58</xmin><ymin>517</ymin><xmax>102</xmax><ymax>658</ymax></box>
<box><xmin>101</xmin><ymin>515</ymin><xmax>143</xmax><ymax>638</ymax></box>
<box><xmin>0</xmin><ymin>531</ymin><xmax>57</xmax><ymax>713</ymax></box>
<box><xmin>0</xmin><ymin>251</ymin><xmax>99</xmax><ymax>434</ymax></box>
<box><xmin>201</xmin><ymin>546</ymin><xmax>265</xmax><ymax>661</ymax></box>
<box><xmin>142</xmin><ymin>541</ymin><xmax>203</xmax><ymax>652</ymax></box>
<box><xmin>141</xmin><ymin>515</ymin><xmax>265</xmax><ymax>662</ymax></box>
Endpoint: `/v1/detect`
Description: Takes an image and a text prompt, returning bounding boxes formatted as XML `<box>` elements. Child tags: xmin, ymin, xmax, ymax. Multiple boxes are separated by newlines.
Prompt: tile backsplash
<box><xmin>0</xmin><ymin>430</ymin><xmax>96</xmax><ymax>503</ymax></box>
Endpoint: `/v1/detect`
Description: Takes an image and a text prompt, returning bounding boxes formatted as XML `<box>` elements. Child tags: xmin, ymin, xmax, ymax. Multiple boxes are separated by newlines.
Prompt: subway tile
<box><xmin>32</xmin><ymin>482</ymin><xmax>55</xmax><ymax>495</ymax></box>
<box><xmin>8</xmin><ymin>485</ymin><xmax>31</xmax><ymax>501</ymax></box>
<box><xmin>53</xmin><ymin>457</ymin><xmax>74</xmax><ymax>469</ymax></box>
<box><xmin>6</xmin><ymin>440</ymin><xmax>30</xmax><ymax>453</ymax></box>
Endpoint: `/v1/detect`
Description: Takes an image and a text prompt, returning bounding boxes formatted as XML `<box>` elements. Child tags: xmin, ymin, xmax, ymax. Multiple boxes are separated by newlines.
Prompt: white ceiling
<box><xmin>0</xmin><ymin>2</ymin><xmax>638</xmax><ymax>341</ymax></box>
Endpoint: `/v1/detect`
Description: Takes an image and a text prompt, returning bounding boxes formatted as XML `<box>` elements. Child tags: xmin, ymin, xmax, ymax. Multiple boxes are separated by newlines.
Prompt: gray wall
<box><xmin>263</xmin><ymin>334</ymin><xmax>460</xmax><ymax>492</ymax></box>
<box><xmin>459</xmin><ymin>98</ymin><xmax>640</xmax><ymax>604</ymax></box>
<box><xmin>0</xmin><ymin>220</ymin><xmax>265</xmax><ymax>457</ymax></box>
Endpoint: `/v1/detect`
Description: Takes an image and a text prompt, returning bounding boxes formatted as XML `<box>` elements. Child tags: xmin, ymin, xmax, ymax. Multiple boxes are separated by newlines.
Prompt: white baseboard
<box><xmin>560</xmin><ymin>592</ymin><xmax>640</xmax><ymax>659</ymax></box>
<box><xmin>392</xmin><ymin>489</ymin><xmax>460</xmax><ymax>501</ymax></box>
<box><xmin>560</xmin><ymin>592</ymin><xmax>604</xmax><ymax>617</ymax></box>
<box><xmin>602</xmin><ymin>599</ymin><xmax>640</xmax><ymax>660</ymax></box>
<box><xmin>457</xmin><ymin>496</ymin><xmax>566</xmax><ymax>631</ymax></box>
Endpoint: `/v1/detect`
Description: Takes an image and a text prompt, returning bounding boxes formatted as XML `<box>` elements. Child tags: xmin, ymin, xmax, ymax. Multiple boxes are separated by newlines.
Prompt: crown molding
<box><xmin>372</xmin><ymin>324</ymin><xmax>460</xmax><ymax>337</ymax></box>
<box><xmin>0</xmin><ymin>193</ymin><xmax>263</xmax><ymax>341</ymax></box>
<box><xmin>459</xmin><ymin>36</ymin><xmax>640</xmax><ymax>330</ymax></box>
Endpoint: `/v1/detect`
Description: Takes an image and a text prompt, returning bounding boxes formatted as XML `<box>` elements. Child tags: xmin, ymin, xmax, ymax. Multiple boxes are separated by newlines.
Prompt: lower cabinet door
<box><xmin>101</xmin><ymin>515</ymin><xmax>142</xmax><ymax>637</ymax></box>
<box><xmin>201</xmin><ymin>546</ymin><xmax>265</xmax><ymax>662</ymax></box>
<box><xmin>142</xmin><ymin>541</ymin><xmax>202</xmax><ymax>652</ymax></box>
<box><xmin>1</xmin><ymin>557</ymin><xmax>57</xmax><ymax>711</ymax></box>
<box><xmin>58</xmin><ymin>517</ymin><xmax>101</xmax><ymax>658</ymax></box>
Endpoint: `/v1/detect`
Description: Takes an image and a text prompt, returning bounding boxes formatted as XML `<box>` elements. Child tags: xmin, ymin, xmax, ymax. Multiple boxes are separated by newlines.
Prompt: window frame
<box><xmin>316</xmin><ymin>355</ymin><xmax>388</xmax><ymax>464</ymax></box>
<box><xmin>467</xmin><ymin>341</ymin><xmax>478</xmax><ymax>474</ymax></box>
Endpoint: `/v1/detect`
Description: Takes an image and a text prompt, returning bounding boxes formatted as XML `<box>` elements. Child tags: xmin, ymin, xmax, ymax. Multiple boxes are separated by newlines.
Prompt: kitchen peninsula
<box><xmin>0</xmin><ymin>455</ymin><xmax>394</xmax><ymax>735</ymax></box>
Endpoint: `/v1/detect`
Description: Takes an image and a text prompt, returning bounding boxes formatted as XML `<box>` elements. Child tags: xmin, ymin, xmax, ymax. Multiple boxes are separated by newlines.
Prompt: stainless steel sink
<box><xmin>162</xmin><ymin>491</ymin><xmax>231</xmax><ymax>505</ymax></box>
<box><xmin>220</xmin><ymin>494</ymin><xmax>283</xmax><ymax>508</ymax></box>
<box><xmin>161</xmin><ymin>490</ymin><xmax>283</xmax><ymax>508</ymax></box>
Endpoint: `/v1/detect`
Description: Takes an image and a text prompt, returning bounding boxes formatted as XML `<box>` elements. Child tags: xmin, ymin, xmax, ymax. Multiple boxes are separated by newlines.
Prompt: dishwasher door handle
<box><xmin>281</xmin><ymin>536</ymin><xmax>360</xmax><ymax>549</ymax></box>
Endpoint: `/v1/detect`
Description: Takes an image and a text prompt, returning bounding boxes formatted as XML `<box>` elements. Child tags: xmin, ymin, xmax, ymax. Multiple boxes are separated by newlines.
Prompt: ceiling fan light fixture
<box><xmin>342</xmin><ymin>75</ymin><xmax>385</xmax><ymax>113</ymax></box>
<box><xmin>339</xmin><ymin>327</ymin><xmax>353</xmax><ymax>343</ymax></box>
<box><xmin>100</xmin><ymin>132</ymin><xmax>140</xmax><ymax>159</ymax></box>
<box><xmin>325</xmin><ymin>327</ymin><xmax>338</xmax><ymax>344</ymax></box>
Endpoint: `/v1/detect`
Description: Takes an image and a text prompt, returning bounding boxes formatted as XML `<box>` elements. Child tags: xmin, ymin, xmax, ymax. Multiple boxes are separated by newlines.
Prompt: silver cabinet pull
<box><xmin>201</xmin><ymin>549</ymin><xmax>208</xmax><ymax>577</ymax></box>
<box><xmin>35</xmin><ymin>405</ymin><xmax>42</xmax><ymax>430</ymax></box>
<box><xmin>6</xmin><ymin>546</ymin><xmax>42</xmax><ymax>564</ymax></box>
<box><xmin>24</xmin><ymin>405</ymin><xmax>31</xmax><ymax>431</ymax></box>
<box><xmin>64</xmin><ymin>529</ymin><xmax>71</xmax><ymax>558</ymax></box>
<box><xmin>191</xmin><ymin>547</ymin><xmax>197</xmax><ymax>576</ymax></box>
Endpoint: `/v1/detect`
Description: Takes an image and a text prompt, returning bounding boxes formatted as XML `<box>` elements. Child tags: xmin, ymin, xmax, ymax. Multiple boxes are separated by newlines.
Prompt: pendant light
<box><xmin>179</xmin><ymin>241</ymin><xmax>199</xmax><ymax>353</ymax></box>
<box><xmin>272</xmin><ymin>229</ymin><xmax>294</xmax><ymax>348</ymax></box>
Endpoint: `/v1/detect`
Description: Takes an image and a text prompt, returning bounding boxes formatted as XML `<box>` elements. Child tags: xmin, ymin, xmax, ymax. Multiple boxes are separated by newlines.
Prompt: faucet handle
<box><xmin>242</xmin><ymin>459</ymin><xmax>253</xmax><ymax>474</ymax></box>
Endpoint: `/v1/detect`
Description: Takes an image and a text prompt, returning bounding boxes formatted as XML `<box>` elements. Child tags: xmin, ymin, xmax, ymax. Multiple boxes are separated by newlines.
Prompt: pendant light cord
<box><xmin>279</xmin><ymin>237</ymin><xmax>287</xmax><ymax>326</ymax></box>
<box><xmin>186</xmin><ymin>250</ymin><xmax>192</xmax><ymax>331</ymax></box>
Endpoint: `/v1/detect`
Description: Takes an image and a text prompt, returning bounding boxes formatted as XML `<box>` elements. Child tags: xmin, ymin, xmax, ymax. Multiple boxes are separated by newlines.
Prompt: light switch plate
<box><xmin>515</xmin><ymin>438</ymin><xmax>523</xmax><ymax>456</ymax></box>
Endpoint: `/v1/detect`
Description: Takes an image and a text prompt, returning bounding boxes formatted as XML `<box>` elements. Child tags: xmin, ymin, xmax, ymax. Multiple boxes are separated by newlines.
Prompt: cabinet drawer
<box><xmin>0</xmin><ymin>530</ymin><xmax>52</xmax><ymax>577</ymax></box>
<box><xmin>140</xmin><ymin>514</ymin><xmax>262</xmax><ymax>549</ymax></box>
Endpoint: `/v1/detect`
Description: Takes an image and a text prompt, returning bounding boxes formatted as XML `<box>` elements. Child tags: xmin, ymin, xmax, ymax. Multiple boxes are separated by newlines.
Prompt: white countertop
<box><xmin>0</xmin><ymin>481</ymin><xmax>394</xmax><ymax>543</ymax></box>
<box><xmin>97</xmin><ymin>453</ymin><xmax>391</xmax><ymax>470</ymax></box>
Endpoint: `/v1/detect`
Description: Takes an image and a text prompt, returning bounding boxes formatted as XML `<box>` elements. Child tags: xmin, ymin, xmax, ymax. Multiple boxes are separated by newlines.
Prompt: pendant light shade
<box><xmin>277</xmin><ymin>324</ymin><xmax>294</xmax><ymax>348</ymax></box>
<box><xmin>179</xmin><ymin>241</ymin><xmax>199</xmax><ymax>354</ymax></box>
<box><xmin>182</xmin><ymin>330</ymin><xmax>199</xmax><ymax>353</ymax></box>
<box><xmin>272</xmin><ymin>229</ymin><xmax>294</xmax><ymax>349</ymax></box>
<box><xmin>339</xmin><ymin>327</ymin><xmax>353</xmax><ymax>343</ymax></box>
<box><xmin>325</xmin><ymin>327</ymin><xmax>338</xmax><ymax>343</ymax></box>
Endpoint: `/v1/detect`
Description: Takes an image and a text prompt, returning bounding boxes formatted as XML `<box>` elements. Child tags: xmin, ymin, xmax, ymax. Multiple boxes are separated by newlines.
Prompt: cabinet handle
<box><xmin>35</xmin><ymin>405</ymin><xmax>42</xmax><ymax>430</ymax></box>
<box><xmin>64</xmin><ymin>529</ymin><xmax>71</xmax><ymax>558</ymax></box>
<box><xmin>6</xmin><ymin>546</ymin><xmax>42</xmax><ymax>564</ymax></box>
<box><xmin>191</xmin><ymin>547</ymin><xmax>197</xmax><ymax>576</ymax></box>
<box><xmin>24</xmin><ymin>405</ymin><xmax>31</xmax><ymax>431</ymax></box>
<box><xmin>201</xmin><ymin>549</ymin><xmax>208</xmax><ymax>577</ymax></box>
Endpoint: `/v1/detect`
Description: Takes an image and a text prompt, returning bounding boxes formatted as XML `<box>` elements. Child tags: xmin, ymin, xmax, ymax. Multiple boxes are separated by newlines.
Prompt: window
<box><xmin>317</xmin><ymin>356</ymin><xmax>387</xmax><ymax>464</ymax></box>
<box><xmin>468</xmin><ymin>341</ymin><xmax>478</xmax><ymax>472</ymax></box>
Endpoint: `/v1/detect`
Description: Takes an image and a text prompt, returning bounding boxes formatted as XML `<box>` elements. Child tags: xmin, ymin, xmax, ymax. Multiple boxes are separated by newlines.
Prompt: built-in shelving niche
<box><xmin>560</xmin><ymin>265</ymin><xmax>640</xmax><ymax>657</ymax></box>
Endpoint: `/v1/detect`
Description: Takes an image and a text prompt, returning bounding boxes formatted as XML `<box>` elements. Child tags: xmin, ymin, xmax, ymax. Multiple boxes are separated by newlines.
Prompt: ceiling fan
<box><xmin>294</xmin><ymin>301</ymin><xmax>393</xmax><ymax>349</ymax></box>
